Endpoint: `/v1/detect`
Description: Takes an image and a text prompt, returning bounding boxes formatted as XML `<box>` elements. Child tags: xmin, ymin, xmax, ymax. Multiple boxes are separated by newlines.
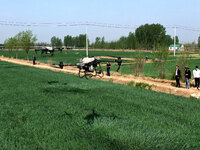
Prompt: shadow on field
<box><xmin>48</xmin><ymin>81</ymin><xmax>59</xmax><ymax>84</ymax></box>
<box><xmin>84</xmin><ymin>109</ymin><xmax>120</xmax><ymax>125</ymax></box>
<box><xmin>47</xmin><ymin>81</ymin><xmax>67</xmax><ymax>85</ymax></box>
<box><xmin>84</xmin><ymin>109</ymin><xmax>101</xmax><ymax>125</ymax></box>
<box><xmin>43</xmin><ymin>87</ymin><xmax>88</xmax><ymax>94</ymax></box>
<box><xmin>59</xmin><ymin>111</ymin><xmax>73</xmax><ymax>119</ymax></box>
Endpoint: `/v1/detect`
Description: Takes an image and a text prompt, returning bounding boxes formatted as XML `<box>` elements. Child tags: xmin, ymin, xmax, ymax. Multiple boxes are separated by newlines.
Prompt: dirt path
<box><xmin>0</xmin><ymin>56</ymin><xmax>199</xmax><ymax>99</ymax></box>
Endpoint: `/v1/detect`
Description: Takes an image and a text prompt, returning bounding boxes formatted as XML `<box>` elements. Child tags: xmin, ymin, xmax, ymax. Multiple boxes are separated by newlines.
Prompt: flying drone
<box><xmin>35</xmin><ymin>46</ymin><xmax>63</xmax><ymax>56</ymax></box>
<box><xmin>52</xmin><ymin>27</ymin><xmax>123</xmax><ymax>79</ymax></box>
<box><xmin>57</xmin><ymin>56</ymin><xmax>122</xmax><ymax>79</ymax></box>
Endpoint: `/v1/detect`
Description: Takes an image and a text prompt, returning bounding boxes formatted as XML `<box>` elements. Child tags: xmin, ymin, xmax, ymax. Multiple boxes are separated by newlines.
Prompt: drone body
<box><xmin>35</xmin><ymin>46</ymin><xmax>63</xmax><ymax>56</ymax></box>
<box><xmin>59</xmin><ymin>56</ymin><xmax>122</xmax><ymax>79</ymax></box>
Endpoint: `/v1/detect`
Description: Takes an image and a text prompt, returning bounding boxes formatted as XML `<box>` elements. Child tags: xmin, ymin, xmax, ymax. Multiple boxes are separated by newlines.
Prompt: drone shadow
<box><xmin>48</xmin><ymin>81</ymin><xmax>59</xmax><ymax>85</ymax></box>
<box><xmin>47</xmin><ymin>81</ymin><xmax>67</xmax><ymax>85</ymax></box>
<box><xmin>43</xmin><ymin>86</ymin><xmax>88</xmax><ymax>94</ymax></box>
<box><xmin>84</xmin><ymin>109</ymin><xmax>120</xmax><ymax>125</ymax></box>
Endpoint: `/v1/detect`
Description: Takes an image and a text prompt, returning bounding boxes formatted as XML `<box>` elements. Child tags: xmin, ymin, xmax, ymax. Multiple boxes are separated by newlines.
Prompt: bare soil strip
<box><xmin>0</xmin><ymin>56</ymin><xmax>199</xmax><ymax>98</ymax></box>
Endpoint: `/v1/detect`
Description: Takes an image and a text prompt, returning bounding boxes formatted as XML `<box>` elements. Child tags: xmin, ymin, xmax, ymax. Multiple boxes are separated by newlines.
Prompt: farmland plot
<box><xmin>0</xmin><ymin>61</ymin><xmax>200</xmax><ymax>149</ymax></box>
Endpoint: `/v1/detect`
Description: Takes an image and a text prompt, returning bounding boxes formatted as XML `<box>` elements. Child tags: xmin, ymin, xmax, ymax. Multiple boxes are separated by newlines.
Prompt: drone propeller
<box><xmin>63</xmin><ymin>59</ymin><xmax>79</xmax><ymax>63</ymax></box>
<box><xmin>107</xmin><ymin>55</ymin><xmax>121</xmax><ymax>58</ymax></box>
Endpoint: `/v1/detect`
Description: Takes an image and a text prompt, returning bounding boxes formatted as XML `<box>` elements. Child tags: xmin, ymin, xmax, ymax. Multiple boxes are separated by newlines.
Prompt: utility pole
<box><xmin>86</xmin><ymin>22</ymin><xmax>88</xmax><ymax>57</ymax></box>
<box><xmin>174</xmin><ymin>26</ymin><xmax>176</xmax><ymax>56</ymax></box>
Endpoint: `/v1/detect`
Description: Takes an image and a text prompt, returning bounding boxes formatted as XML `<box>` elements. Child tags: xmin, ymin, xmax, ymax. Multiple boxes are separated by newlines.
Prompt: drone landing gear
<box><xmin>78</xmin><ymin>69</ymin><xmax>93</xmax><ymax>79</ymax></box>
<box><xmin>78</xmin><ymin>69</ymin><xmax>85</xmax><ymax>78</ymax></box>
<box><xmin>95</xmin><ymin>64</ymin><xmax>104</xmax><ymax>78</ymax></box>
<box><xmin>78</xmin><ymin>67</ymin><xmax>104</xmax><ymax>79</ymax></box>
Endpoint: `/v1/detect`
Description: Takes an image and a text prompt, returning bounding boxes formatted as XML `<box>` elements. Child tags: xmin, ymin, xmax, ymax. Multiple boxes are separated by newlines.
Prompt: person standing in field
<box><xmin>175</xmin><ymin>65</ymin><xmax>181</xmax><ymax>87</ymax></box>
<box><xmin>185</xmin><ymin>66</ymin><xmax>191</xmax><ymax>89</ymax></box>
<box><xmin>107</xmin><ymin>62</ymin><xmax>111</xmax><ymax>76</ymax></box>
<box><xmin>193</xmin><ymin>66</ymin><xmax>200</xmax><ymax>89</ymax></box>
<box><xmin>116</xmin><ymin>57</ymin><xmax>122</xmax><ymax>72</ymax></box>
<box><xmin>33</xmin><ymin>56</ymin><xmax>36</xmax><ymax>65</ymax></box>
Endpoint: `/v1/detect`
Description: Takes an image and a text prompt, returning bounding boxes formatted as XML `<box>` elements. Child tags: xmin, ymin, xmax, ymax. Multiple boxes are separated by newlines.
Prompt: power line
<box><xmin>0</xmin><ymin>21</ymin><xmax>138</xmax><ymax>29</ymax></box>
<box><xmin>0</xmin><ymin>20</ymin><xmax>200</xmax><ymax>32</ymax></box>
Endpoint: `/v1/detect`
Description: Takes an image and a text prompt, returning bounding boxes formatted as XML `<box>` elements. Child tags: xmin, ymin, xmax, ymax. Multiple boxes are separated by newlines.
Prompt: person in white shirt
<box><xmin>193</xmin><ymin>66</ymin><xmax>200</xmax><ymax>89</ymax></box>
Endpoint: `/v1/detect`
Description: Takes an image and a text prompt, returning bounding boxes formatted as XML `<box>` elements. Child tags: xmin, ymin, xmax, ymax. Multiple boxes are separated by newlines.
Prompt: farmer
<box><xmin>145</xmin><ymin>56</ymin><xmax>148</xmax><ymax>61</ymax></box>
<box><xmin>193</xmin><ymin>66</ymin><xmax>200</xmax><ymax>89</ymax></box>
<box><xmin>59</xmin><ymin>61</ymin><xmax>64</xmax><ymax>69</ymax></box>
<box><xmin>175</xmin><ymin>65</ymin><xmax>181</xmax><ymax>87</ymax></box>
<box><xmin>185</xmin><ymin>66</ymin><xmax>191</xmax><ymax>89</ymax></box>
<box><xmin>33</xmin><ymin>56</ymin><xmax>36</xmax><ymax>65</ymax></box>
<box><xmin>107</xmin><ymin>62</ymin><xmax>111</xmax><ymax>76</ymax></box>
<box><xmin>116</xmin><ymin>57</ymin><xmax>122</xmax><ymax>72</ymax></box>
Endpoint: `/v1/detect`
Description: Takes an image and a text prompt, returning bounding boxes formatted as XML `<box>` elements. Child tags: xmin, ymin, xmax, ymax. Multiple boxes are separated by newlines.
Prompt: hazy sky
<box><xmin>0</xmin><ymin>0</ymin><xmax>200</xmax><ymax>44</ymax></box>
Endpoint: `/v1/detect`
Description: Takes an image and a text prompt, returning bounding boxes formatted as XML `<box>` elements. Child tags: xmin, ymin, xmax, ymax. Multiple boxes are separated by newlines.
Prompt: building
<box><xmin>0</xmin><ymin>46</ymin><xmax>5</xmax><ymax>50</ymax></box>
<box><xmin>169</xmin><ymin>44</ymin><xmax>184</xmax><ymax>51</ymax></box>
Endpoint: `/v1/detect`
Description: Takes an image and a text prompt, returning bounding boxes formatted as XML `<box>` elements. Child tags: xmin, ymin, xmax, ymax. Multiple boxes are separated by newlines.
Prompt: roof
<box><xmin>169</xmin><ymin>44</ymin><xmax>181</xmax><ymax>47</ymax></box>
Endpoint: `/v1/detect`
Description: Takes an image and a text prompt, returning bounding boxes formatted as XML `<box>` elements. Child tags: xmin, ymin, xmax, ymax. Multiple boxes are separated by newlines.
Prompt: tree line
<box><xmin>63</xmin><ymin>34</ymin><xmax>88</xmax><ymax>48</ymax></box>
<box><xmin>3</xmin><ymin>23</ymin><xmax>200</xmax><ymax>52</ymax></box>
<box><xmin>62</xmin><ymin>24</ymin><xmax>181</xmax><ymax>50</ymax></box>
<box><xmin>4</xmin><ymin>30</ymin><xmax>37</xmax><ymax>59</ymax></box>
<box><xmin>91</xmin><ymin>24</ymin><xmax>179</xmax><ymax>50</ymax></box>
<box><xmin>50</xmin><ymin>34</ymin><xmax>88</xmax><ymax>49</ymax></box>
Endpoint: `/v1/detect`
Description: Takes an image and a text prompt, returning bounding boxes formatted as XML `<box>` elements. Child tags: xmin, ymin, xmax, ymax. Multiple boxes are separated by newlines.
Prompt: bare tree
<box><xmin>176</xmin><ymin>50</ymin><xmax>191</xmax><ymax>81</ymax></box>
<box><xmin>131</xmin><ymin>50</ymin><xmax>144</xmax><ymax>76</ymax></box>
<box><xmin>153</xmin><ymin>46</ymin><xmax>168</xmax><ymax>79</ymax></box>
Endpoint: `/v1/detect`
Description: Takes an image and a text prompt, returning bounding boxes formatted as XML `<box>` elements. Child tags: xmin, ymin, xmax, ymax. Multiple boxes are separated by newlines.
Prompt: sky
<box><xmin>0</xmin><ymin>0</ymin><xmax>200</xmax><ymax>44</ymax></box>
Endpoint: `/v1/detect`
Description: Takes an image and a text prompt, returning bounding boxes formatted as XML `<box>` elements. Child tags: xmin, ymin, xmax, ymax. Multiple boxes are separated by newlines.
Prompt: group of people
<box><xmin>175</xmin><ymin>65</ymin><xmax>200</xmax><ymax>89</ymax></box>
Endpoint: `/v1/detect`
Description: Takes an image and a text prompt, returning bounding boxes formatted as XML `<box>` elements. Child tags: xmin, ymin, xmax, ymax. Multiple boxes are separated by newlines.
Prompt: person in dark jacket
<box><xmin>116</xmin><ymin>57</ymin><xmax>122</xmax><ymax>72</ymax></box>
<box><xmin>59</xmin><ymin>61</ymin><xmax>64</xmax><ymax>69</ymax></box>
<box><xmin>33</xmin><ymin>56</ymin><xmax>36</xmax><ymax>65</ymax></box>
<box><xmin>185</xmin><ymin>66</ymin><xmax>191</xmax><ymax>89</ymax></box>
<box><xmin>175</xmin><ymin>65</ymin><xmax>181</xmax><ymax>87</ymax></box>
<box><xmin>107</xmin><ymin>62</ymin><xmax>111</xmax><ymax>76</ymax></box>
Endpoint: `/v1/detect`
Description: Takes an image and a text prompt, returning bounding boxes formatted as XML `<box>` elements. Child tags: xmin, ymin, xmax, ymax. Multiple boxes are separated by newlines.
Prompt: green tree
<box><xmin>78</xmin><ymin>34</ymin><xmax>87</xmax><ymax>47</ymax></box>
<box><xmin>17</xmin><ymin>30</ymin><xmax>37</xmax><ymax>59</ymax></box>
<box><xmin>198</xmin><ymin>36</ymin><xmax>200</xmax><ymax>48</ymax></box>
<box><xmin>13</xmin><ymin>34</ymin><xmax>21</xmax><ymax>58</ymax></box>
<box><xmin>101</xmin><ymin>36</ymin><xmax>105</xmax><ymax>48</ymax></box>
<box><xmin>51</xmin><ymin>36</ymin><xmax>57</xmax><ymax>48</ymax></box>
<box><xmin>94</xmin><ymin>37</ymin><xmax>101</xmax><ymax>48</ymax></box>
<box><xmin>127</xmin><ymin>32</ymin><xmax>136</xmax><ymax>49</ymax></box>
<box><xmin>163</xmin><ymin>35</ymin><xmax>173</xmax><ymax>47</ymax></box>
<box><xmin>4</xmin><ymin>37</ymin><xmax>15</xmax><ymax>57</ymax></box>
<box><xmin>64</xmin><ymin>34</ymin><xmax>88</xmax><ymax>48</ymax></box>
<box><xmin>135</xmin><ymin>24</ymin><xmax>166</xmax><ymax>50</ymax></box>
<box><xmin>173</xmin><ymin>36</ymin><xmax>179</xmax><ymax>44</ymax></box>
<box><xmin>117</xmin><ymin>36</ymin><xmax>128</xmax><ymax>49</ymax></box>
<box><xmin>55</xmin><ymin>38</ymin><xmax>62</xmax><ymax>48</ymax></box>
<box><xmin>51</xmin><ymin>36</ymin><xmax>62</xmax><ymax>48</ymax></box>
<box><xmin>4</xmin><ymin>36</ymin><xmax>20</xmax><ymax>58</ymax></box>
<box><xmin>64</xmin><ymin>35</ymin><xmax>73</xmax><ymax>47</ymax></box>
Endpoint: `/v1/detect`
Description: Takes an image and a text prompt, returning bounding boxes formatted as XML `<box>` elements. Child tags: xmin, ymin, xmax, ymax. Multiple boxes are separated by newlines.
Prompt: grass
<box><xmin>0</xmin><ymin>60</ymin><xmax>200</xmax><ymax>149</ymax></box>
